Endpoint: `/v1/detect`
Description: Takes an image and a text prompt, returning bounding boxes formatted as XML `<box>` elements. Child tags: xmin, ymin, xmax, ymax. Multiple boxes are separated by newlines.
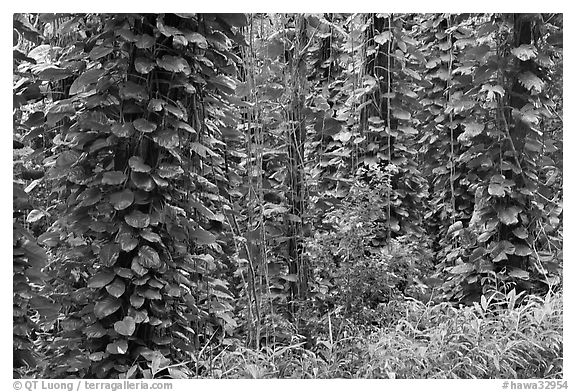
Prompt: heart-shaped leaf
<box><xmin>114</xmin><ymin>317</ymin><xmax>136</xmax><ymax>336</ymax></box>
<box><xmin>94</xmin><ymin>296</ymin><xmax>122</xmax><ymax>319</ymax></box>
<box><xmin>125</xmin><ymin>210</ymin><xmax>150</xmax><ymax>228</ymax></box>
<box><xmin>106</xmin><ymin>339</ymin><xmax>128</xmax><ymax>355</ymax></box>
<box><xmin>89</xmin><ymin>45</ymin><xmax>113</xmax><ymax>60</ymax></box>
<box><xmin>69</xmin><ymin>68</ymin><xmax>105</xmax><ymax>95</ymax></box>
<box><xmin>512</xmin><ymin>227</ymin><xmax>529</xmax><ymax>239</ymax></box>
<box><xmin>140</xmin><ymin>230</ymin><xmax>162</xmax><ymax>243</ymax></box>
<box><xmin>497</xmin><ymin>206</ymin><xmax>522</xmax><ymax>225</ymax></box>
<box><xmin>102</xmin><ymin>171</ymin><xmax>127</xmax><ymax>185</ymax></box>
<box><xmin>38</xmin><ymin>66</ymin><xmax>72</xmax><ymax>81</ymax></box>
<box><xmin>135</xmin><ymin>57</ymin><xmax>155</xmax><ymax>74</ymax></box>
<box><xmin>131</xmin><ymin>257</ymin><xmax>148</xmax><ymax>277</ymax></box>
<box><xmin>154</xmin><ymin>130</ymin><xmax>179</xmax><ymax>149</ymax></box>
<box><xmin>87</xmin><ymin>271</ymin><xmax>115</xmax><ymax>289</ymax></box>
<box><xmin>508</xmin><ymin>267</ymin><xmax>530</xmax><ymax>280</ymax></box>
<box><xmin>128</xmin><ymin>308</ymin><xmax>149</xmax><ymax>323</ymax></box>
<box><xmin>27</xmin><ymin>209</ymin><xmax>47</xmax><ymax>223</ymax></box>
<box><xmin>148</xmin><ymin>99</ymin><xmax>165</xmax><ymax>112</ymax></box>
<box><xmin>130</xmin><ymin>294</ymin><xmax>145</xmax><ymax>308</ymax></box>
<box><xmin>117</xmin><ymin>232</ymin><xmax>139</xmax><ymax>252</ymax></box>
<box><xmin>133</xmin><ymin>118</ymin><xmax>157</xmax><ymax>133</ymax></box>
<box><xmin>84</xmin><ymin>322</ymin><xmax>107</xmax><ymax>338</ymax></box>
<box><xmin>135</xmin><ymin>34</ymin><xmax>155</xmax><ymax>49</ymax></box>
<box><xmin>110</xmin><ymin>189</ymin><xmax>134</xmax><ymax>210</ymax></box>
<box><xmin>514</xmin><ymin>244</ymin><xmax>533</xmax><ymax>257</ymax></box>
<box><xmin>106</xmin><ymin>278</ymin><xmax>126</xmax><ymax>298</ymax></box>
<box><xmin>157</xmin><ymin>55</ymin><xmax>191</xmax><ymax>75</ymax></box>
<box><xmin>129</xmin><ymin>156</ymin><xmax>152</xmax><ymax>173</ymax></box>
<box><xmin>111</xmin><ymin>123</ymin><xmax>135</xmax><ymax>138</ymax></box>
<box><xmin>191</xmin><ymin>227</ymin><xmax>216</xmax><ymax>245</ymax></box>
<box><xmin>157</xmin><ymin>164</ymin><xmax>183</xmax><ymax>179</ymax></box>
<box><xmin>131</xmin><ymin>172</ymin><xmax>156</xmax><ymax>191</ymax></box>
<box><xmin>138</xmin><ymin>245</ymin><xmax>161</xmax><ymax>268</ymax></box>
<box><xmin>142</xmin><ymin>289</ymin><xmax>162</xmax><ymax>300</ymax></box>
<box><xmin>488</xmin><ymin>183</ymin><xmax>505</xmax><ymax>197</ymax></box>
<box><xmin>449</xmin><ymin>263</ymin><xmax>474</xmax><ymax>274</ymax></box>
<box><xmin>99</xmin><ymin>243</ymin><xmax>120</xmax><ymax>267</ymax></box>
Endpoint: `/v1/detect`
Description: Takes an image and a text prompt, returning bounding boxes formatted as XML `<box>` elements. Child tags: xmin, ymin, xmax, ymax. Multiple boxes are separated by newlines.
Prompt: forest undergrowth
<box><xmin>13</xmin><ymin>13</ymin><xmax>563</xmax><ymax>380</ymax></box>
<box><xmin>206</xmin><ymin>290</ymin><xmax>563</xmax><ymax>379</ymax></box>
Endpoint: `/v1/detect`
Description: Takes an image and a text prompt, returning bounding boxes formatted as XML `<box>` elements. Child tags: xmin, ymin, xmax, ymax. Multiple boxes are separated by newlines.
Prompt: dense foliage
<box><xmin>13</xmin><ymin>13</ymin><xmax>562</xmax><ymax>379</ymax></box>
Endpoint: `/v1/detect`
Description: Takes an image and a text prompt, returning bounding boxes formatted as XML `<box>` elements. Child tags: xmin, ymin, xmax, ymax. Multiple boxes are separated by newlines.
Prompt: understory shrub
<box><xmin>203</xmin><ymin>290</ymin><xmax>562</xmax><ymax>378</ymax></box>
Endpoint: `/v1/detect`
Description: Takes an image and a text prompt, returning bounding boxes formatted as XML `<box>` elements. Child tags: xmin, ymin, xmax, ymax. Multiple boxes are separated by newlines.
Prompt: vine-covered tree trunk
<box><xmin>286</xmin><ymin>14</ymin><xmax>309</xmax><ymax>300</ymax></box>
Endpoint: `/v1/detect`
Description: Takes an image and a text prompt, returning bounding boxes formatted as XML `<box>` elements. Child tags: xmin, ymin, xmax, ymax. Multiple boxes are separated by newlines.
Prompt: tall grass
<box><xmin>200</xmin><ymin>290</ymin><xmax>562</xmax><ymax>378</ymax></box>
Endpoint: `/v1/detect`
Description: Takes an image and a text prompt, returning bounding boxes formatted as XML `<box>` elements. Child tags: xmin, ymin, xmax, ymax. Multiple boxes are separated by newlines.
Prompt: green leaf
<box><xmin>488</xmin><ymin>183</ymin><xmax>505</xmax><ymax>197</ymax></box>
<box><xmin>38</xmin><ymin>66</ymin><xmax>72</xmax><ymax>81</ymax></box>
<box><xmin>84</xmin><ymin>322</ymin><xmax>107</xmax><ymax>338</ymax></box>
<box><xmin>334</xmin><ymin>131</ymin><xmax>352</xmax><ymax>143</ymax></box>
<box><xmin>87</xmin><ymin>271</ymin><xmax>116</xmax><ymax>289</ymax></box>
<box><xmin>135</xmin><ymin>34</ymin><xmax>155</xmax><ymax>49</ymax></box>
<box><xmin>514</xmin><ymin>244</ymin><xmax>533</xmax><ymax>257</ymax></box>
<box><xmin>110</xmin><ymin>189</ymin><xmax>134</xmax><ymax>210</ymax></box>
<box><xmin>392</xmin><ymin>110</ymin><xmax>411</xmax><ymax>120</ymax></box>
<box><xmin>518</xmin><ymin>71</ymin><xmax>545</xmax><ymax>94</ymax></box>
<box><xmin>282</xmin><ymin>274</ymin><xmax>298</xmax><ymax>282</ymax></box>
<box><xmin>56</xmin><ymin>150</ymin><xmax>80</xmax><ymax>168</ymax></box>
<box><xmin>99</xmin><ymin>243</ymin><xmax>120</xmax><ymax>267</ymax></box>
<box><xmin>157</xmin><ymin>55</ymin><xmax>191</xmax><ymax>75</ymax></box>
<box><xmin>120</xmin><ymin>81</ymin><xmax>148</xmax><ymax>101</ymax></box>
<box><xmin>480</xmin><ymin>84</ymin><xmax>505</xmax><ymax>101</ymax></box>
<box><xmin>130</xmin><ymin>294</ymin><xmax>145</xmax><ymax>308</ymax></box>
<box><xmin>111</xmin><ymin>123</ymin><xmax>135</xmax><ymax>138</ymax></box>
<box><xmin>512</xmin><ymin>227</ymin><xmax>529</xmax><ymax>239</ymax></box>
<box><xmin>447</xmin><ymin>221</ymin><xmax>463</xmax><ymax>235</ymax></box>
<box><xmin>138</xmin><ymin>245</ymin><xmax>161</xmax><ymax>268</ymax></box>
<box><xmin>129</xmin><ymin>156</ymin><xmax>152</xmax><ymax>173</ymax></box>
<box><xmin>458</xmin><ymin>122</ymin><xmax>485</xmax><ymax>143</ymax></box>
<box><xmin>497</xmin><ymin>206</ymin><xmax>522</xmax><ymax>225</ymax></box>
<box><xmin>94</xmin><ymin>296</ymin><xmax>122</xmax><ymax>319</ymax></box>
<box><xmin>508</xmin><ymin>267</ymin><xmax>530</xmax><ymax>280</ymax></box>
<box><xmin>77</xmin><ymin>188</ymin><xmax>102</xmax><ymax>207</ymax></box>
<box><xmin>133</xmin><ymin>118</ymin><xmax>157</xmax><ymax>133</ymax></box>
<box><xmin>449</xmin><ymin>263</ymin><xmax>474</xmax><ymax>274</ymax></box>
<box><xmin>141</xmin><ymin>289</ymin><xmax>162</xmax><ymax>300</ymax></box>
<box><xmin>69</xmin><ymin>68</ymin><xmax>105</xmax><ymax>95</ymax></box>
<box><xmin>125</xmin><ymin>210</ymin><xmax>150</xmax><ymax>229</ymax></box>
<box><xmin>511</xmin><ymin>44</ymin><xmax>537</xmax><ymax>61</ymax></box>
<box><xmin>89</xmin><ymin>352</ymin><xmax>107</xmax><ymax>362</ymax></box>
<box><xmin>164</xmin><ymin>104</ymin><xmax>186</xmax><ymax>120</ymax></box>
<box><xmin>374</xmin><ymin>31</ymin><xmax>391</xmax><ymax>45</ymax></box>
<box><xmin>106</xmin><ymin>278</ymin><xmax>126</xmax><ymax>298</ymax></box>
<box><xmin>186</xmin><ymin>32</ymin><xmax>208</xmax><ymax>49</ymax></box>
<box><xmin>131</xmin><ymin>172</ymin><xmax>156</xmax><ymax>191</ymax></box>
<box><xmin>106</xmin><ymin>340</ymin><xmax>128</xmax><ymax>355</ymax></box>
<box><xmin>140</xmin><ymin>230</ymin><xmax>162</xmax><ymax>243</ymax></box>
<box><xmin>156</xmin><ymin>164</ymin><xmax>184</xmax><ymax>179</ymax></box>
<box><xmin>102</xmin><ymin>171</ymin><xmax>127</xmax><ymax>185</ymax></box>
<box><xmin>154</xmin><ymin>130</ymin><xmax>179</xmax><ymax>149</ymax></box>
<box><xmin>114</xmin><ymin>317</ymin><xmax>136</xmax><ymax>336</ymax></box>
<box><xmin>191</xmin><ymin>227</ymin><xmax>216</xmax><ymax>245</ymax></box>
<box><xmin>148</xmin><ymin>99</ymin><xmax>165</xmax><ymax>112</ymax></box>
<box><xmin>118</xmin><ymin>232</ymin><xmax>138</xmax><ymax>252</ymax></box>
<box><xmin>491</xmin><ymin>240</ymin><xmax>516</xmax><ymax>262</ymax></box>
<box><xmin>131</xmin><ymin>257</ymin><xmax>148</xmax><ymax>277</ymax></box>
<box><xmin>27</xmin><ymin>209</ymin><xmax>46</xmax><ymax>223</ymax></box>
<box><xmin>89</xmin><ymin>45</ymin><xmax>113</xmax><ymax>60</ymax></box>
<box><xmin>135</xmin><ymin>57</ymin><xmax>155</xmax><ymax>74</ymax></box>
